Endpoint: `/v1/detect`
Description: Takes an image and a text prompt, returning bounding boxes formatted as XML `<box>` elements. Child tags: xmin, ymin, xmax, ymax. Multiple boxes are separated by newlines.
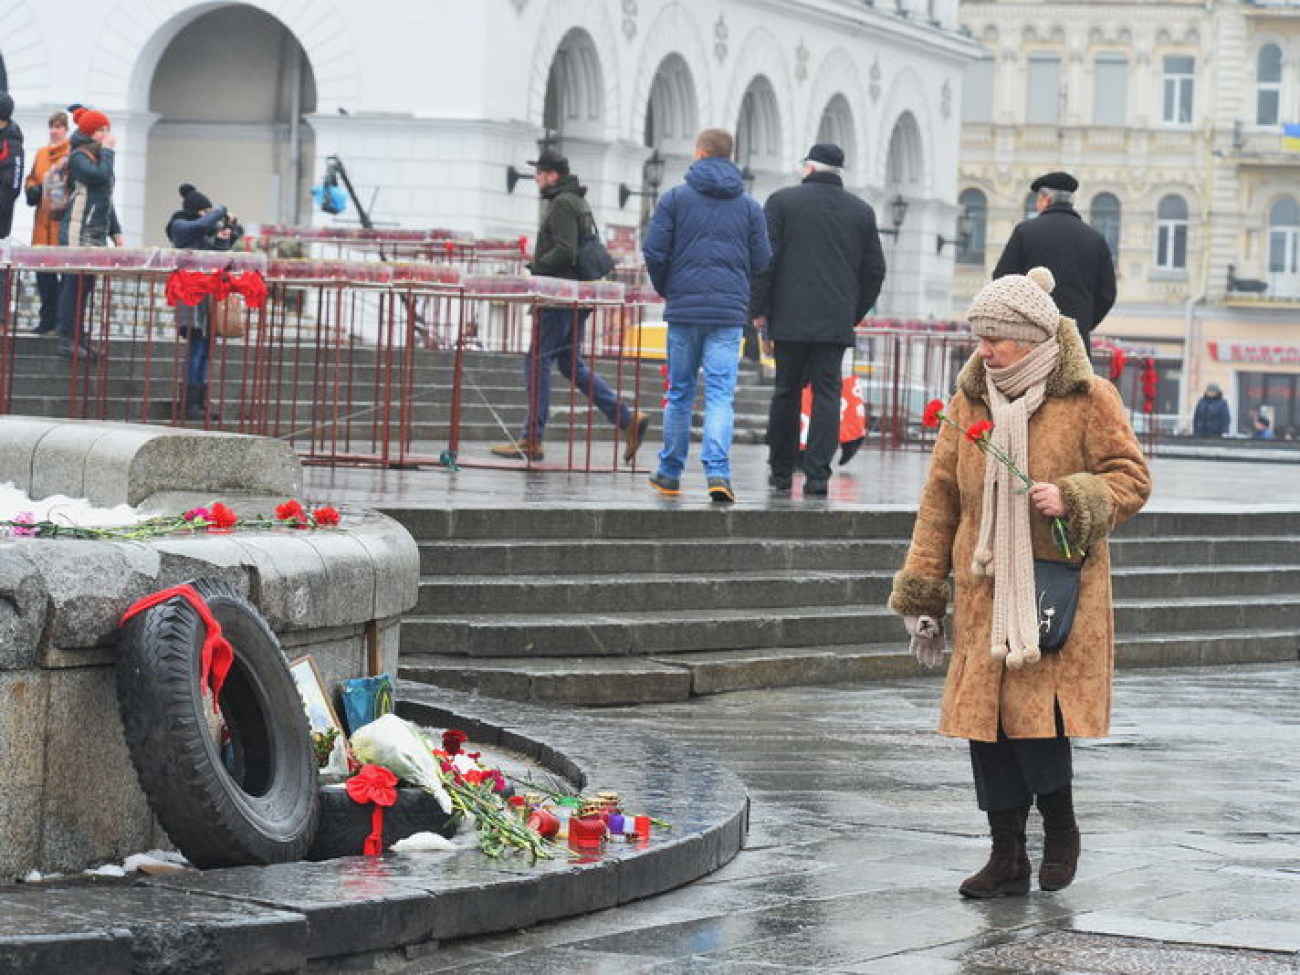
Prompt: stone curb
<box><xmin>0</xmin><ymin>683</ymin><xmax>749</xmax><ymax>973</ymax></box>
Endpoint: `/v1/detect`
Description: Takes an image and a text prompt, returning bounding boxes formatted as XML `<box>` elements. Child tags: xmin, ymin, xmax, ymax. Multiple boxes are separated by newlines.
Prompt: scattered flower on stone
<box><xmin>275</xmin><ymin>499</ymin><xmax>306</xmax><ymax>525</ymax></box>
<box><xmin>208</xmin><ymin>502</ymin><xmax>239</xmax><ymax>529</ymax></box>
<box><xmin>312</xmin><ymin>505</ymin><xmax>341</xmax><ymax>527</ymax></box>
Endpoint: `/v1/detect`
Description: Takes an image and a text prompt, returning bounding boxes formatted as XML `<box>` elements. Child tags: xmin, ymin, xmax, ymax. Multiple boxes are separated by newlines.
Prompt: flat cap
<box><xmin>527</xmin><ymin>148</ymin><xmax>570</xmax><ymax>174</ymax></box>
<box><xmin>804</xmin><ymin>143</ymin><xmax>845</xmax><ymax>168</ymax></box>
<box><xmin>1030</xmin><ymin>171</ymin><xmax>1078</xmax><ymax>193</ymax></box>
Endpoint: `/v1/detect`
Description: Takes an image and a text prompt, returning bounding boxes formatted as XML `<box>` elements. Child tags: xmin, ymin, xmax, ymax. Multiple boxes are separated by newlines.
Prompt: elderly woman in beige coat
<box><xmin>889</xmin><ymin>267</ymin><xmax>1150</xmax><ymax>899</ymax></box>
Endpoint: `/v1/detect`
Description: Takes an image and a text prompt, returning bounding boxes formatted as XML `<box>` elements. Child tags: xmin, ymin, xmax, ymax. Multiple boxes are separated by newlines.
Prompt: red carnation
<box><xmin>275</xmin><ymin>499</ymin><xmax>305</xmax><ymax>523</ymax></box>
<box><xmin>965</xmin><ymin>420</ymin><xmax>994</xmax><ymax>443</ymax></box>
<box><xmin>922</xmin><ymin>399</ymin><xmax>945</xmax><ymax>429</ymax></box>
<box><xmin>208</xmin><ymin>501</ymin><xmax>238</xmax><ymax>529</ymax></box>
<box><xmin>442</xmin><ymin>729</ymin><xmax>468</xmax><ymax>755</ymax></box>
<box><xmin>312</xmin><ymin>505</ymin><xmax>341</xmax><ymax>527</ymax></box>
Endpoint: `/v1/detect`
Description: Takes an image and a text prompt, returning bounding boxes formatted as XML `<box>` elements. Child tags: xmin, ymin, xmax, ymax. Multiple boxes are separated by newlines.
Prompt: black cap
<box><xmin>1030</xmin><ymin>171</ymin><xmax>1079</xmax><ymax>193</ymax></box>
<box><xmin>527</xmin><ymin>148</ymin><xmax>570</xmax><ymax>175</ymax></box>
<box><xmin>804</xmin><ymin>143</ymin><xmax>845</xmax><ymax>168</ymax></box>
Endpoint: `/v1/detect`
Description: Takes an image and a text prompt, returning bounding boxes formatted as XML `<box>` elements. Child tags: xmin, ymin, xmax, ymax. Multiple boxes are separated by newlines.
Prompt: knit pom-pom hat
<box><xmin>966</xmin><ymin>266</ymin><xmax>1060</xmax><ymax>344</ymax></box>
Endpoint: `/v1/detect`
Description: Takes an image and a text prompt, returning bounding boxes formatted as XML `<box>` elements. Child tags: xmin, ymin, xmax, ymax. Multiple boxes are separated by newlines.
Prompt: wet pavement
<box><xmin>303</xmin><ymin>441</ymin><xmax>1300</xmax><ymax>515</ymax></box>
<box><xmin>365</xmin><ymin>663</ymin><xmax>1300</xmax><ymax>974</ymax></box>
<box><xmin>296</xmin><ymin>445</ymin><xmax>1300</xmax><ymax>973</ymax></box>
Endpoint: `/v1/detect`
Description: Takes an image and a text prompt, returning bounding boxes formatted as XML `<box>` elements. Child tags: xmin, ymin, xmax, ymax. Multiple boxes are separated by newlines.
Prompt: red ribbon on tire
<box><xmin>121</xmin><ymin>584</ymin><xmax>235</xmax><ymax>712</ymax></box>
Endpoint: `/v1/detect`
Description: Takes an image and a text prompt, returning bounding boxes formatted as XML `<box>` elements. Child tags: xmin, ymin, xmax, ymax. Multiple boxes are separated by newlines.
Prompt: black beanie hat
<box><xmin>179</xmin><ymin>183</ymin><xmax>213</xmax><ymax>214</ymax></box>
<box><xmin>0</xmin><ymin>92</ymin><xmax>13</xmax><ymax>123</ymax></box>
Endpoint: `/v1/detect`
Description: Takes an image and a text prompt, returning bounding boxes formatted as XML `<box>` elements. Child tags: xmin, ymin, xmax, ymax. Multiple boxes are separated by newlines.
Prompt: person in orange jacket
<box><xmin>23</xmin><ymin>110</ymin><xmax>70</xmax><ymax>334</ymax></box>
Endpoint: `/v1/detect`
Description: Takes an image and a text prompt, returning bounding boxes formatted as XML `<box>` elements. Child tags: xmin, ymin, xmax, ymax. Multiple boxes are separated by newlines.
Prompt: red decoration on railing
<box><xmin>1108</xmin><ymin>346</ymin><xmax>1127</xmax><ymax>382</ymax></box>
<box><xmin>1140</xmin><ymin>357</ymin><xmax>1158</xmax><ymax>415</ymax></box>
<box><xmin>165</xmin><ymin>269</ymin><xmax>268</xmax><ymax>309</ymax></box>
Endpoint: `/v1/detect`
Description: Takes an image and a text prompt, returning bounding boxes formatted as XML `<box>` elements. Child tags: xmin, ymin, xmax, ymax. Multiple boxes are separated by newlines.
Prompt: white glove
<box><xmin>905</xmin><ymin>615</ymin><xmax>947</xmax><ymax>669</ymax></box>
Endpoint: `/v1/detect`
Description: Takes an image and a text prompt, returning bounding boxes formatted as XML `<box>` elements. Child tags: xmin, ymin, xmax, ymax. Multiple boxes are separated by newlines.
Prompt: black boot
<box><xmin>1037</xmin><ymin>786</ymin><xmax>1081</xmax><ymax>891</ymax></box>
<box><xmin>959</xmin><ymin>806</ymin><xmax>1031</xmax><ymax>899</ymax></box>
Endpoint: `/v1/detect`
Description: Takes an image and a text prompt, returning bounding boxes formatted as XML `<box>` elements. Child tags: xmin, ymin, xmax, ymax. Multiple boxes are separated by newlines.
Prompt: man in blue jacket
<box><xmin>642</xmin><ymin>128</ymin><xmax>771</xmax><ymax>502</ymax></box>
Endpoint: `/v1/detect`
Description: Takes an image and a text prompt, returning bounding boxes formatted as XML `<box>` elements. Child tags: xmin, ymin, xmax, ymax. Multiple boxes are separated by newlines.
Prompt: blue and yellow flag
<box><xmin>1283</xmin><ymin>124</ymin><xmax>1300</xmax><ymax>150</ymax></box>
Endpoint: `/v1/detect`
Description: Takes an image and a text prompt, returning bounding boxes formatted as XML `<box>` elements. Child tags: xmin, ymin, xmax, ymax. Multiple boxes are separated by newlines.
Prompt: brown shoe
<box><xmin>959</xmin><ymin>806</ymin><xmax>1031</xmax><ymax>899</ymax></box>
<box><xmin>1037</xmin><ymin>786</ymin><xmax>1081</xmax><ymax>891</ymax></box>
<box><xmin>490</xmin><ymin>440</ymin><xmax>544</xmax><ymax>462</ymax></box>
<box><xmin>623</xmin><ymin>411</ymin><xmax>650</xmax><ymax>464</ymax></box>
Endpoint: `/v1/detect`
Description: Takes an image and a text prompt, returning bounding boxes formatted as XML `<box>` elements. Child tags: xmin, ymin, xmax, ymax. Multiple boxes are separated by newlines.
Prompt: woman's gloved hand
<box><xmin>904</xmin><ymin>615</ymin><xmax>947</xmax><ymax>669</ymax></box>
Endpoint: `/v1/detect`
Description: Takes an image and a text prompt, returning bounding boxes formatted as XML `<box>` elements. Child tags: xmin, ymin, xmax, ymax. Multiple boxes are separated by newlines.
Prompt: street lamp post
<box><xmin>877</xmin><ymin>194</ymin><xmax>909</xmax><ymax>238</ymax></box>
<box><xmin>936</xmin><ymin>210</ymin><xmax>974</xmax><ymax>255</ymax></box>
<box><xmin>618</xmin><ymin>149</ymin><xmax>666</xmax><ymax>211</ymax></box>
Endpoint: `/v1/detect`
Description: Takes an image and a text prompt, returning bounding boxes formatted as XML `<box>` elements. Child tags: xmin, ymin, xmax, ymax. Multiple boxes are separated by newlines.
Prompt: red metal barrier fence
<box><xmin>0</xmin><ymin>235</ymin><xmax>1156</xmax><ymax>469</ymax></box>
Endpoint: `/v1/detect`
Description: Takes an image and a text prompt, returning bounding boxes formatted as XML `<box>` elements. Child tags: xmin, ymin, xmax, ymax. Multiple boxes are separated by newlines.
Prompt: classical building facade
<box><xmin>1</xmin><ymin>0</ymin><xmax>978</xmax><ymax>319</ymax></box>
<box><xmin>957</xmin><ymin>0</ymin><xmax>1300</xmax><ymax>436</ymax></box>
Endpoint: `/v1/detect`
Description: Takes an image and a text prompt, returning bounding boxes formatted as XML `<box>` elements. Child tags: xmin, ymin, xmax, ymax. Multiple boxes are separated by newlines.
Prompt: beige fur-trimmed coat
<box><xmin>888</xmin><ymin>318</ymin><xmax>1151</xmax><ymax>743</ymax></box>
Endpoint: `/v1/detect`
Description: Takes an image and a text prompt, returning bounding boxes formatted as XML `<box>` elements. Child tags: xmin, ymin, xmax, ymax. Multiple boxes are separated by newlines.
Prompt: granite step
<box><xmin>398</xmin><ymin>628</ymin><xmax>1300</xmax><ymax>705</ymax></box>
<box><xmin>415</xmin><ymin>569</ymin><xmax>890</xmax><ymax>615</ymax></box>
<box><xmin>416</xmin><ymin>537</ymin><xmax>906</xmax><ymax>576</ymax></box>
<box><xmin>400</xmin><ymin>604</ymin><xmax>891</xmax><ymax>658</ymax></box>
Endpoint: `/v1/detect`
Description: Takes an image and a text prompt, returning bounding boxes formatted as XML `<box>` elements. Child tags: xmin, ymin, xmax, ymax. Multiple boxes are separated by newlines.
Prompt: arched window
<box><xmin>1090</xmin><ymin>192</ymin><xmax>1122</xmax><ymax>263</ymax></box>
<box><xmin>957</xmin><ymin>188</ymin><xmax>986</xmax><ymax>264</ymax></box>
<box><xmin>543</xmin><ymin>29</ymin><xmax>605</xmax><ymax>142</ymax></box>
<box><xmin>815</xmin><ymin>94</ymin><xmax>857</xmax><ymax>173</ymax></box>
<box><xmin>735</xmin><ymin>75</ymin><xmax>781</xmax><ymax>171</ymax></box>
<box><xmin>1155</xmin><ymin>195</ymin><xmax>1189</xmax><ymax>270</ymax></box>
<box><xmin>1267</xmin><ymin>197</ymin><xmax>1300</xmax><ymax>294</ymax></box>
<box><xmin>645</xmin><ymin>54</ymin><xmax>698</xmax><ymax>156</ymax></box>
<box><xmin>1257</xmin><ymin>44</ymin><xmax>1282</xmax><ymax>126</ymax></box>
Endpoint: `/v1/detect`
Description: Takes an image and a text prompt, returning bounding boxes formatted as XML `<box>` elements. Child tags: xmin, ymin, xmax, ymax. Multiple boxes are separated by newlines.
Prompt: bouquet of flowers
<box><xmin>922</xmin><ymin>399</ymin><xmax>1076</xmax><ymax>558</ymax></box>
<box><xmin>1</xmin><ymin>498</ymin><xmax>341</xmax><ymax>541</ymax></box>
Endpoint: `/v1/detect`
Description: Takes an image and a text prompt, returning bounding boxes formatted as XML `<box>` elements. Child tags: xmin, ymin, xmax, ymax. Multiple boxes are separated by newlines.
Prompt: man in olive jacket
<box><xmin>751</xmin><ymin>143</ymin><xmax>886</xmax><ymax>496</ymax></box>
<box><xmin>492</xmin><ymin>149</ymin><xmax>646</xmax><ymax>463</ymax></box>
<box><xmin>993</xmin><ymin>171</ymin><xmax>1116</xmax><ymax>357</ymax></box>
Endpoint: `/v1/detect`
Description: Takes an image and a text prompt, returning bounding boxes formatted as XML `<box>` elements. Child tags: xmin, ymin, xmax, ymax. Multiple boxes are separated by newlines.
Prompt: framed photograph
<box><xmin>289</xmin><ymin>655</ymin><xmax>348</xmax><ymax>772</ymax></box>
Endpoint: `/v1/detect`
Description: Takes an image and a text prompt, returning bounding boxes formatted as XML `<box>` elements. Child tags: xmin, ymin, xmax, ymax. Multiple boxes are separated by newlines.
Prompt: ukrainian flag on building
<box><xmin>1283</xmin><ymin>124</ymin><xmax>1300</xmax><ymax>150</ymax></box>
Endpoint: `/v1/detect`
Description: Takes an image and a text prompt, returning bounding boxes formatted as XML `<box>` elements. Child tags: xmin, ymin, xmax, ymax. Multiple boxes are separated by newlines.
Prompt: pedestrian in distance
<box><xmin>993</xmin><ymin>172</ymin><xmax>1116</xmax><ymax>358</ymax></box>
<box><xmin>751</xmin><ymin>142</ymin><xmax>886</xmax><ymax>498</ymax></box>
<box><xmin>491</xmin><ymin>149</ymin><xmax>648</xmax><ymax>465</ymax></box>
<box><xmin>0</xmin><ymin>91</ymin><xmax>25</xmax><ymax>242</ymax></box>
<box><xmin>165</xmin><ymin>183</ymin><xmax>243</xmax><ymax>424</ymax></box>
<box><xmin>56</xmin><ymin>107</ymin><xmax>120</xmax><ymax>362</ymax></box>
<box><xmin>642</xmin><ymin>128</ymin><xmax>771</xmax><ymax>503</ymax></box>
<box><xmin>1253</xmin><ymin>414</ymin><xmax>1276</xmax><ymax>439</ymax></box>
<box><xmin>23</xmin><ymin>110</ymin><xmax>70</xmax><ymax>335</ymax></box>
<box><xmin>889</xmin><ymin>266</ymin><xmax>1150</xmax><ymax>900</ymax></box>
<box><xmin>1191</xmin><ymin>382</ymin><xmax>1231</xmax><ymax>438</ymax></box>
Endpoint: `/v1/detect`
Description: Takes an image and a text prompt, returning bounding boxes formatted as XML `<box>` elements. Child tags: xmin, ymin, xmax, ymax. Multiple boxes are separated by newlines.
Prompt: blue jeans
<box><xmin>177</xmin><ymin>298</ymin><xmax>211</xmax><ymax>387</ymax></box>
<box><xmin>522</xmin><ymin>306</ymin><xmax>630</xmax><ymax>441</ymax></box>
<box><xmin>658</xmin><ymin>323</ymin><xmax>742</xmax><ymax>479</ymax></box>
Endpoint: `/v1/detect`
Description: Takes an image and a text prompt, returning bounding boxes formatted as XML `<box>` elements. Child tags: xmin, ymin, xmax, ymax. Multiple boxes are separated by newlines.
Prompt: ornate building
<box><xmin>1</xmin><ymin>0</ymin><xmax>978</xmax><ymax>318</ymax></box>
<box><xmin>957</xmin><ymin>0</ymin><xmax>1300</xmax><ymax>436</ymax></box>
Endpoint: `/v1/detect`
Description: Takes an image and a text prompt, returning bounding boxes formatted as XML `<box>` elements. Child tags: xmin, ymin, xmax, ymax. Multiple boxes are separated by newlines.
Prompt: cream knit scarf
<box><xmin>971</xmin><ymin>338</ymin><xmax>1060</xmax><ymax>668</ymax></box>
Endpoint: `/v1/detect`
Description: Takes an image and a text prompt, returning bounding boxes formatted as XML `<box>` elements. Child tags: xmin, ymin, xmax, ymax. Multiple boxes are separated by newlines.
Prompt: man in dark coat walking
<box><xmin>491</xmin><ymin>149</ymin><xmax>647</xmax><ymax>464</ymax></box>
<box><xmin>993</xmin><ymin>171</ymin><xmax>1116</xmax><ymax>356</ymax></box>
<box><xmin>751</xmin><ymin>143</ymin><xmax>886</xmax><ymax>496</ymax></box>
<box><xmin>0</xmin><ymin>92</ymin><xmax>25</xmax><ymax>241</ymax></box>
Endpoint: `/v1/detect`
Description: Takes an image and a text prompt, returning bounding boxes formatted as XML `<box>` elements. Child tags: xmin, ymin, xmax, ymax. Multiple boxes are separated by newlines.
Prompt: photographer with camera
<box><xmin>165</xmin><ymin>183</ymin><xmax>243</xmax><ymax>423</ymax></box>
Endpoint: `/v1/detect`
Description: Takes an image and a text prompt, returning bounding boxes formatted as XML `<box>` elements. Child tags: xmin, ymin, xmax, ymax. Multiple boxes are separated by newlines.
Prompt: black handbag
<box><xmin>574</xmin><ymin>211</ymin><xmax>616</xmax><ymax>281</ymax></box>
<box><xmin>1034</xmin><ymin>558</ymin><xmax>1083</xmax><ymax>653</ymax></box>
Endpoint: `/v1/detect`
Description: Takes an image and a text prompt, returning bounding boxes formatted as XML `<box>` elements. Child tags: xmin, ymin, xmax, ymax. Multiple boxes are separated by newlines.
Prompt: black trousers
<box><xmin>767</xmin><ymin>340</ymin><xmax>845</xmax><ymax>482</ymax></box>
<box><xmin>969</xmin><ymin>708</ymin><xmax>1072</xmax><ymax>812</ymax></box>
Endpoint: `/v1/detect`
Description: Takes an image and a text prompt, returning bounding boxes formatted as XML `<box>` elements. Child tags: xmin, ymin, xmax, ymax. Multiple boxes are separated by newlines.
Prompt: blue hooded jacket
<box><xmin>642</xmin><ymin>156</ymin><xmax>771</xmax><ymax>327</ymax></box>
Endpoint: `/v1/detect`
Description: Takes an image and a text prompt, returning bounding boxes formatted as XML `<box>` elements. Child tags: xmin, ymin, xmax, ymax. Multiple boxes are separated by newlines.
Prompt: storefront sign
<box><xmin>1208</xmin><ymin>342</ymin><xmax>1300</xmax><ymax>365</ymax></box>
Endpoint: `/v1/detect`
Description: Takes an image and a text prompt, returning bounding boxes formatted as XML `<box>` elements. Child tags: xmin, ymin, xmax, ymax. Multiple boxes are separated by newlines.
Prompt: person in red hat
<box><xmin>56</xmin><ymin>106</ymin><xmax>120</xmax><ymax>361</ymax></box>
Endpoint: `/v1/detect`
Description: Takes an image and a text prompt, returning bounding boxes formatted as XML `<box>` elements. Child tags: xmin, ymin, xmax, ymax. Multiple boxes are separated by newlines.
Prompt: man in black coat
<box><xmin>751</xmin><ymin>143</ymin><xmax>886</xmax><ymax>496</ymax></box>
<box><xmin>992</xmin><ymin>171</ymin><xmax>1116</xmax><ymax>356</ymax></box>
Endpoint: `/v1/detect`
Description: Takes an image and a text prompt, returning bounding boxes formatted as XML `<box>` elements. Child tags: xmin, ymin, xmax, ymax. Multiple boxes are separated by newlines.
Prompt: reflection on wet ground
<box><xmin>382</xmin><ymin>663</ymin><xmax>1299</xmax><ymax>973</ymax></box>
